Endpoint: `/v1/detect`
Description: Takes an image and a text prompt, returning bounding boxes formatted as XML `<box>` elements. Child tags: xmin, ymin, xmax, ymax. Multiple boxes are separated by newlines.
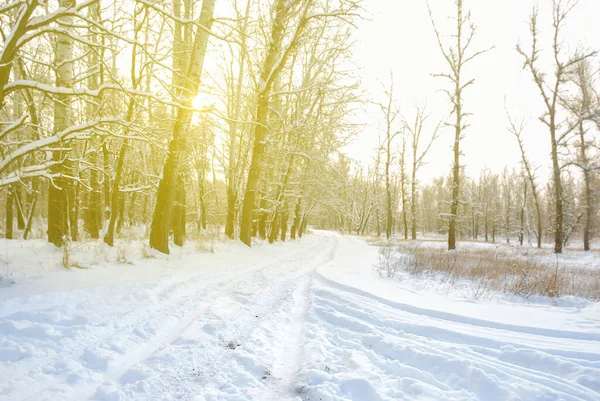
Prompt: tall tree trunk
<box><xmin>519</xmin><ymin>176</ymin><xmax>527</xmax><ymax>246</ymax></box>
<box><xmin>280</xmin><ymin>207</ymin><xmax>289</xmax><ymax>241</ymax></box>
<box><xmin>129</xmin><ymin>191</ymin><xmax>137</xmax><ymax>226</ymax></box>
<box><xmin>116</xmin><ymin>192</ymin><xmax>125</xmax><ymax>234</ymax></box>
<box><xmin>70</xmin><ymin>181</ymin><xmax>79</xmax><ymax>241</ymax></box>
<box><xmin>291</xmin><ymin>197</ymin><xmax>302</xmax><ymax>239</ymax></box>
<box><xmin>258</xmin><ymin>189</ymin><xmax>268</xmax><ymax>240</ymax></box>
<box><xmin>173</xmin><ymin>173</ymin><xmax>187</xmax><ymax>246</ymax></box>
<box><xmin>579</xmin><ymin>121</ymin><xmax>593</xmax><ymax>251</ymax></box>
<box><xmin>84</xmin><ymin>1</ymin><xmax>102</xmax><ymax>239</ymax></box>
<box><xmin>385</xmin><ymin>145</ymin><xmax>393</xmax><ymax>240</ymax></box>
<box><xmin>411</xmin><ymin>171</ymin><xmax>417</xmax><ymax>240</ymax></box>
<box><xmin>6</xmin><ymin>188</ymin><xmax>14</xmax><ymax>239</ymax></box>
<box><xmin>15</xmin><ymin>188</ymin><xmax>25</xmax><ymax>230</ymax></box>
<box><xmin>105</xmin><ymin>5</ymin><xmax>147</xmax><ymax>246</ymax></box>
<box><xmin>550</xmin><ymin>121</ymin><xmax>563</xmax><ymax>253</ymax></box>
<box><xmin>104</xmin><ymin>131</ymin><xmax>130</xmax><ymax>246</ymax></box>
<box><xmin>225</xmin><ymin>0</ymin><xmax>251</xmax><ymax>239</ymax></box>
<box><xmin>48</xmin><ymin>0</ymin><xmax>75</xmax><ymax>247</ymax></box>
<box><xmin>198</xmin><ymin>169</ymin><xmax>207</xmax><ymax>230</ymax></box>
<box><xmin>102</xmin><ymin>141</ymin><xmax>111</xmax><ymax>222</ymax></box>
<box><xmin>400</xmin><ymin>142</ymin><xmax>408</xmax><ymax>240</ymax></box>
<box><xmin>239</xmin><ymin>0</ymin><xmax>312</xmax><ymax>246</ymax></box>
<box><xmin>150</xmin><ymin>0</ymin><xmax>216</xmax><ymax>254</ymax></box>
<box><xmin>23</xmin><ymin>180</ymin><xmax>38</xmax><ymax>240</ymax></box>
<box><xmin>448</xmin><ymin>92</ymin><xmax>461</xmax><ymax>250</ymax></box>
<box><xmin>269</xmin><ymin>155</ymin><xmax>295</xmax><ymax>243</ymax></box>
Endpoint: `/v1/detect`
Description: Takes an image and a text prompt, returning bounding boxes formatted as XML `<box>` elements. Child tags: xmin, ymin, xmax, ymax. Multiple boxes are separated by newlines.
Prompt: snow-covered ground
<box><xmin>1</xmin><ymin>232</ymin><xmax>599</xmax><ymax>400</ymax></box>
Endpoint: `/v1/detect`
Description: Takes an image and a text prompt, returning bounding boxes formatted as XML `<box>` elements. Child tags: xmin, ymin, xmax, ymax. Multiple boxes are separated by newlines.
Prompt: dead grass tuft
<box><xmin>378</xmin><ymin>243</ymin><xmax>600</xmax><ymax>300</ymax></box>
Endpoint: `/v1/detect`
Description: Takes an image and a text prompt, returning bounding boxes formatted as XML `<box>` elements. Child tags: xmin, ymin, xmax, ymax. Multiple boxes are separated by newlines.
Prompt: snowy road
<box><xmin>1</xmin><ymin>232</ymin><xmax>600</xmax><ymax>401</ymax></box>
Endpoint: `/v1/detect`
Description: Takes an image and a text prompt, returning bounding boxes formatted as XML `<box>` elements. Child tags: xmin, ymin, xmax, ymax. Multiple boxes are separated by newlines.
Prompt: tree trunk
<box><xmin>280</xmin><ymin>209</ymin><xmax>289</xmax><ymax>241</ymax></box>
<box><xmin>173</xmin><ymin>173</ymin><xmax>187</xmax><ymax>246</ymax></box>
<box><xmin>6</xmin><ymin>188</ymin><xmax>13</xmax><ymax>239</ymax></box>
<box><xmin>411</xmin><ymin>171</ymin><xmax>417</xmax><ymax>240</ymax></box>
<box><xmin>225</xmin><ymin>0</ymin><xmax>251</xmax><ymax>240</ymax></box>
<box><xmin>116</xmin><ymin>192</ymin><xmax>125</xmax><ymax>234</ymax></box>
<box><xmin>579</xmin><ymin>121</ymin><xmax>592</xmax><ymax>251</ymax></box>
<box><xmin>84</xmin><ymin>1</ymin><xmax>102</xmax><ymax>239</ymax></box>
<box><xmin>149</xmin><ymin>0</ymin><xmax>216</xmax><ymax>254</ymax></box>
<box><xmin>448</xmin><ymin>97</ymin><xmax>461</xmax><ymax>250</ymax></box>
<box><xmin>519</xmin><ymin>177</ymin><xmax>527</xmax><ymax>246</ymax></box>
<box><xmin>23</xmin><ymin>180</ymin><xmax>38</xmax><ymax>240</ymax></box>
<box><xmin>269</xmin><ymin>155</ymin><xmax>295</xmax><ymax>243</ymax></box>
<box><xmin>385</xmin><ymin>137</ymin><xmax>393</xmax><ymax>240</ymax></box>
<box><xmin>550</xmin><ymin>122</ymin><xmax>564</xmax><ymax>253</ymax></box>
<box><xmin>240</xmin><ymin>0</ymin><xmax>311</xmax><ymax>246</ymax></box>
<box><xmin>102</xmin><ymin>141</ymin><xmax>111</xmax><ymax>219</ymax></box>
<box><xmin>129</xmin><ymin>191</ymin><xmax>137</xmax><ymax>226</ymax></box>
<box><xmin>291</xmin><ymin>197</ymin><xmax>302</xmax><ymax>239</ymax></box>
<box><xmin>14</xmin><ymin>188</ymin><xmax>25</xmax><ymax>230</ymax></box>
<box><xmin>104</xmin><ymin>133</ymin><xmax>130</xmax><ymax>246</ymax></box>
<box><xmin>48</xmin><ymin>0</ymin><xmax>75</xmax><ymax>247</ymax></box>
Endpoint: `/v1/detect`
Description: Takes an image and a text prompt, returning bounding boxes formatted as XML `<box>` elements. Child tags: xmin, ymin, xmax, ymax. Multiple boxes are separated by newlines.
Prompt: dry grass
<box><xmin>375</xmin><ymin>241</ymin><xmax>600</xmax><ymax>300</ymax></box>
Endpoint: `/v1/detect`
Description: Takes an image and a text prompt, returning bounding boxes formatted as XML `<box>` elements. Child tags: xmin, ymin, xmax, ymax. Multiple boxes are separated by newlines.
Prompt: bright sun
<box><xmin>192</xmin><ymin>93</ymin><xmax>214</xmax><ymax>110</ymax></box>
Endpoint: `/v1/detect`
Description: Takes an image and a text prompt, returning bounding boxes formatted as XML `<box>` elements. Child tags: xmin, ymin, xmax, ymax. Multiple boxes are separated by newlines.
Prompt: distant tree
<box><xmin>377</xmin><ymin>76</ymin><xmax>400</xmax><ymax>240</ymax></box>
<box><xmin>403</xmin><ymin>104</ymin><xmax>440</xmax><ymax>240</ymax></box>
<box><xmin>517</xmin><ymin>0</ymin><xmax>597</xmax><ymax>253</ymax></box>
<box><xmin>507</xmin><ymin>112</ymin><xmax>543</xmax><ymax>248</ymax></box>
<box><xmin>427</xmin><ymin>0</ymin><xmax>492</xmax><ymax>250</ymax></box>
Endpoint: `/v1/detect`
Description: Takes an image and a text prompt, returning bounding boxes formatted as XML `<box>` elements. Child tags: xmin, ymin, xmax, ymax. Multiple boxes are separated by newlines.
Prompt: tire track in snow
<box><xmin>260</xmin><ymin>271</ymin><xmax>314</xmax><ymax>401</ymax></box>
<box><xmin>296</xmin><ymin>273</ymin><xmax>600</xmax><ymax>401</ymax></box>
<box><xmin>86</xmin><ymin>233</ymin><xmax>338</xmax><ymax>401</ymax></box>
<box><xmin>5</xmin><ymin>235</ymin><xmax>329</xmax><ymax>401</ymax></box>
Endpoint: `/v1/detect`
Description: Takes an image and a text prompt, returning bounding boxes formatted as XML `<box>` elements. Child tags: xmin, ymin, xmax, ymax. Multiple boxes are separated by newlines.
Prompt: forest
<box><xmin>0</xmin><ymin>0</ymin><xmax>598</xmax><ymax>258</ymax></box>
<box><xmin>2</xmin><ymin>1</ymin><xmax>600</xmax><ymax>401</ymax></box>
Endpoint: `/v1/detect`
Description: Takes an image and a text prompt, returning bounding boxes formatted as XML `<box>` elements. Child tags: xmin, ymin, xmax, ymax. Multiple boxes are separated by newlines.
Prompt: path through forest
<box><xmin>1</xmin><ymin>232</ymin><xmax>599</xmax><ymax>401</ymax></box>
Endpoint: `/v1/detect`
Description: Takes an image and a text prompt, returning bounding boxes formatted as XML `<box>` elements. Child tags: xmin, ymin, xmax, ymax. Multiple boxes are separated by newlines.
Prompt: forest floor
<box><xmin>1</xmin><ymin>232</ymin><xmax>600</xmax><ymax>401</ymax></box>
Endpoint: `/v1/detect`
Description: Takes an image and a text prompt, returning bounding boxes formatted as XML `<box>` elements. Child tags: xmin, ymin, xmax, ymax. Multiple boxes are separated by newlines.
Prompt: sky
<box><xmin>344</xmin><ymin>0</ymin><xmax>600</xmax><ymax>183</ymax></box>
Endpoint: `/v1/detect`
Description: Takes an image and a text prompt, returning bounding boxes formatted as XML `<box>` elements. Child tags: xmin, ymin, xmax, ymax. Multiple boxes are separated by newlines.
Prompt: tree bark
<box><xmin>149</xmin><ymin>0</ymin><xmax>216</xmax><ymax>254</ymax></box>
<box><xmin>225</xmin><ymin>0</ymin><xmax>251</xmax><ymax>239</ymax></box>
<box><xmin>48</xmin><ymin>0</ymin><xmax>75</xmax><ymax>247</ymax></box>
<box><xmin>239</xmin><ymin>0</ymin><xmax>312</xmax><ymax>246</ymax></box>
<box><xmin>84</xmin><ymin>1</ymin><xmax>102</xmax><ymax>239</ymax></box>
<box><xmin>6</xmin><ymin>188</ymin><xmax>14</xmax><ymax>239</ymax></box>
<box><xmin>579</xmin><ymin>121</ymin><xmax>592</xmax><ymax>251</ymax></box>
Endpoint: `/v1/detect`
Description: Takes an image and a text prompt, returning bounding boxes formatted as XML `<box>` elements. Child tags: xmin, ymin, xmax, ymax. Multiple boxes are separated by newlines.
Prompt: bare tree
<box><xmin>427</xmin><ymin>0</ymin><xmax>492</xmax><ymax>250</ymax></box>
<box><xmin>149</xmin><ymin>0</ymin><xmax>217</xmax><ymax>254</ymax></box>
<box><xmin>239</xmin><ymin>0</ymin><xmax>314</xmax><ymax>246</ymax></box>
<box><xmin>507</xmin><ymin>111</ymin><xmax>543</xmax><ymax>248</ymax></box>
<box><xmin>403</xmin><ymin>104</ymin><xmax>440</xmax><ymax>240</ymax></box>
<box><xmin>564</xmin><ymin>60</ymin><xmax>600</xmax><ymax>251</ymax></box>
<box><xmin>377</xmin><ymin>76</ymin><xmax>400</xmax><ymax>240</ymax></box>
<box><xmin>517</xmin><ymin>0</ymin><xmax>597</xmax><ymax>253</ymax></box>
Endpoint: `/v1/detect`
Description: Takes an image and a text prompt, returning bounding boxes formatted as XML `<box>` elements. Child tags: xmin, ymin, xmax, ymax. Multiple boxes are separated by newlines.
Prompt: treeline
<box><xmin>316</xmin><ymin>160</ymin><xmax>599</xmax><ymax>249</ymax></box>
<box><xmin>1</xmin><ymin>0</ymin><xmax>598</xmax><ymax>256</ymax></box>
<box><xmin>313</xmin><ymin>0</ymin><xmax>600</xmax><ymax>253</ymax></box>
<box><xmin>0</xmin><ymin>0</ymin><xmax>360</xmax><ymax>253</ymax></box>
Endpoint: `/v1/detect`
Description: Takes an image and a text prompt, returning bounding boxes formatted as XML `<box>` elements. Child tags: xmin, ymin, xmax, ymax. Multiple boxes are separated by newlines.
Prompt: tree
<box><xmin>517</xmin><ymin>0</ymin><xmax>597</xmax><ymax>253</ymax></box>
<box><xmin>224</xmin><ymin>0</ymin><xmax>252</xmax><ymax>240</ymax></box>
<box><xmin>377</xmin><ymin>76</ymin><xmax>400</xmax><ymax>240</ymax></box>
<box><xmin>427</xmin><ymin>0</ymin><xmax>492</xmax><ymax>250</ymax></box>
<box><xmin>507</xmin><ymin>111</ymin><xmax>543</xmax><ymax>248</ymax></box>
<box><xmin>565</xmin><ymin>60</ymin><xmax>600</xmax><ymax>251</ymax></box>
<box><xmin>48</xmin><ymin>0</ymin><xmax>76</xmax><ymax>247</ymax></box>
<box><xmin>403</xmin><ymin>104</ymin><xmax>440</xmax><ymax>240</ymax></box>
<box><xmin>239</xmin><ymin>0</ymin><xmax>315</xmax><ymax>246</ymax></box>
<box><xmin>149</xmin><ymin>0</ymin><xmax>217</xmax><ymax>254</ymax></box>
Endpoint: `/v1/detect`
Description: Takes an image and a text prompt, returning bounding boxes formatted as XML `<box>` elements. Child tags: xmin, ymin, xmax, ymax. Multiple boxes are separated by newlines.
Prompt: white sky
<box><xmin>344</xmin><ymin>0</ymin><xmax>600</xmax><ymax>183</ymax></box>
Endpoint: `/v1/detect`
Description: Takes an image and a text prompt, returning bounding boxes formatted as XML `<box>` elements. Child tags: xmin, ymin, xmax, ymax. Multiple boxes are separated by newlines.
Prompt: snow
<box><xmin>1</xmin><ymin>232</ymin><xmax>599</xmax><ymax>400</ymax></box>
